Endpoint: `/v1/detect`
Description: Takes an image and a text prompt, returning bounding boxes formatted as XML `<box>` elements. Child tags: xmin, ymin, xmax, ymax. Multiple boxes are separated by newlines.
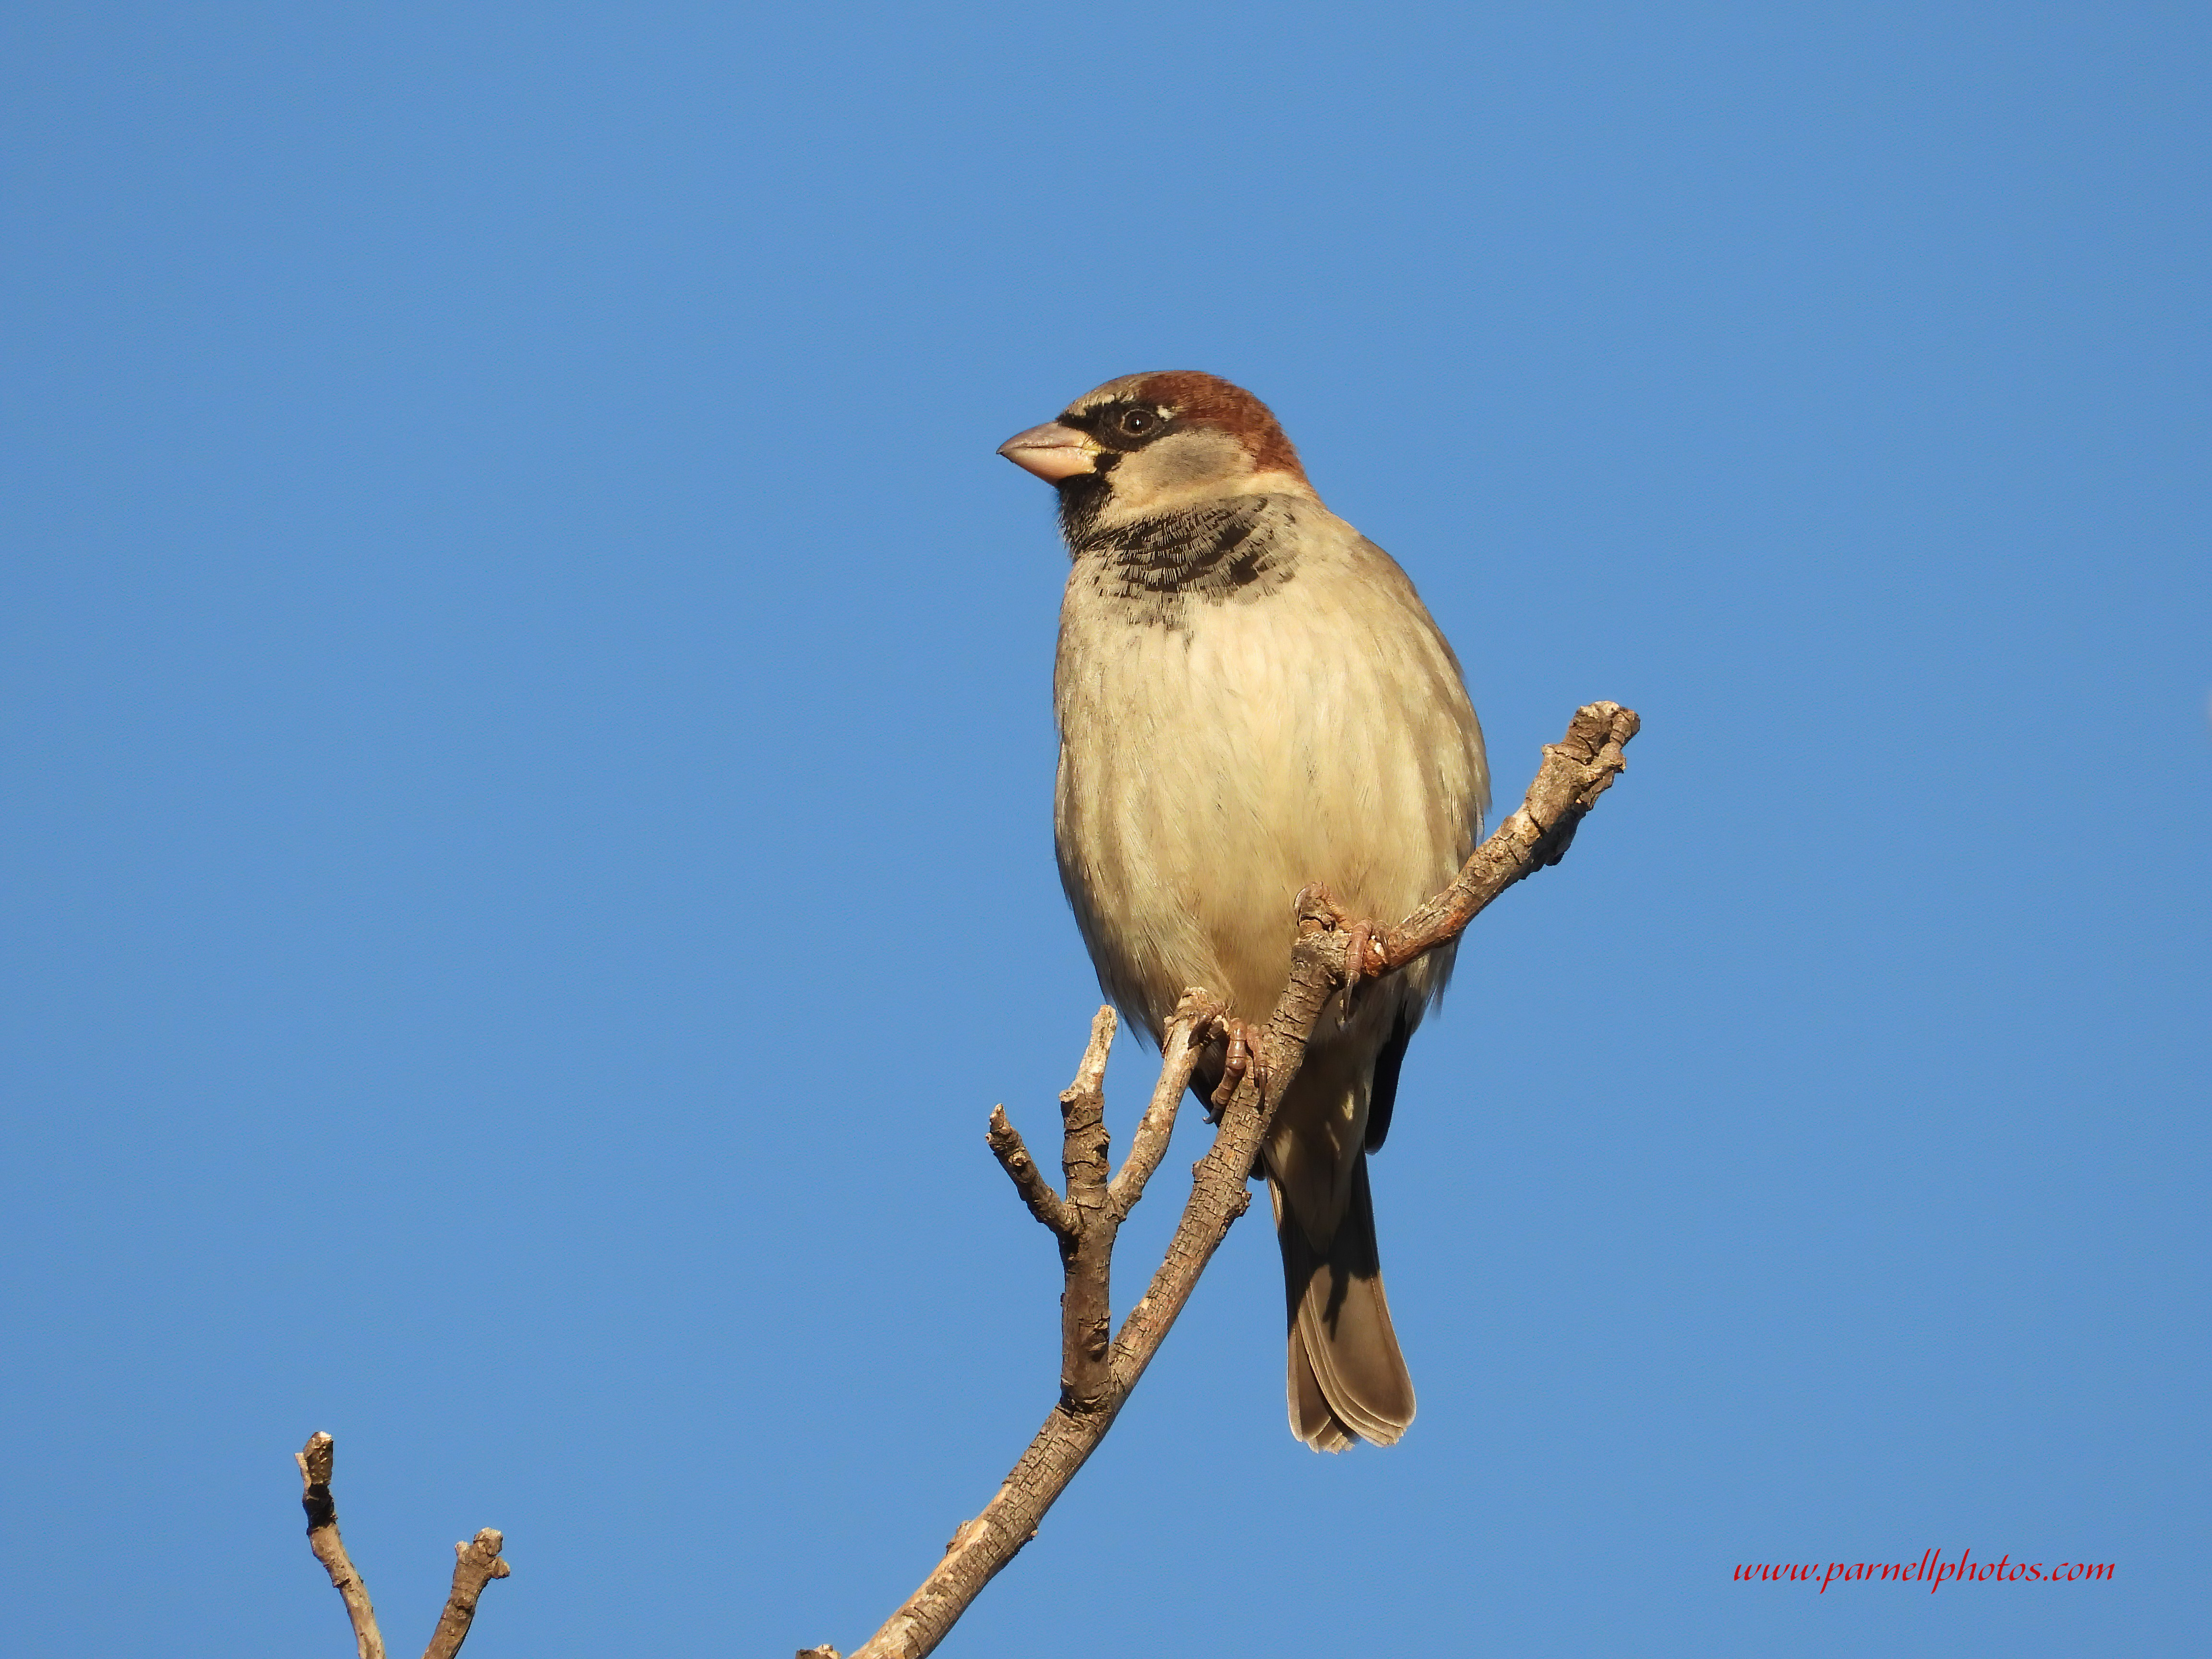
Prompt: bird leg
<box><xmin>1208</xmin><ymin>1015</ymin><xmax>1269</xmax><ymax>1119</ymax></box>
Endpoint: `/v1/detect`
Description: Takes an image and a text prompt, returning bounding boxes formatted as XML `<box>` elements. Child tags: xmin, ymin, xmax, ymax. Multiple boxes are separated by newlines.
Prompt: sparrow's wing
<box><xmin>1364</xmin><ymin>1006</ymin><xmax>1414</xmax><ymax>1152</ymax></box>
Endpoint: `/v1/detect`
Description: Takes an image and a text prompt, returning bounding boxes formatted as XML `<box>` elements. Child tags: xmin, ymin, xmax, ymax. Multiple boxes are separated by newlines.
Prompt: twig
<box><xmin>806</xmin><ymin>702</ymin><xmax>1641</xmax><ymax>1659</ymax></box>
<box><xmin>294</xmin><ymin>1431</ymin><xmax>509</xmax><ymax>1659</ymax></box>
<box><xmin>985</xmin><ymin>1109</ymin><xmax>1070</xmax><ymax>1236</ymax></box>
<box><xmin>1106</xmin><ymin>1007</ymin><xmax>1209</xmax><ymax>1217</ymax></box>
<box><xmin>297</xmin><ymin>1432</ymin><xmax>387</xmax><ymax>1659</ymax></box>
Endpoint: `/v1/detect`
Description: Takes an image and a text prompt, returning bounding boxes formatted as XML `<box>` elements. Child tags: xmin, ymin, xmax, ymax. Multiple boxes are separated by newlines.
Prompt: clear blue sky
<box><xmin>3</xmin><ymin>4</ymin><xmax>2205</xmax><ymax>1655</ymax></box>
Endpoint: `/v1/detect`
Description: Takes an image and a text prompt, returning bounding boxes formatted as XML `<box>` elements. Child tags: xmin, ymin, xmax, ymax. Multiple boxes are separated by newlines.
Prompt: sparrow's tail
<box><xmin>1276</xmin><ymin>1153</ymin><xmax>1415</xmax><ymax>1452</ymax></box>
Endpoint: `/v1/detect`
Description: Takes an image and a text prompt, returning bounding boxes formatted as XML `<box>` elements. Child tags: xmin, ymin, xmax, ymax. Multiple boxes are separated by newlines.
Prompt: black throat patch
<box><xmin>1063</xmin><ymin>495</ymin><xmax>1301</xmax><ymax>627</ymax></box>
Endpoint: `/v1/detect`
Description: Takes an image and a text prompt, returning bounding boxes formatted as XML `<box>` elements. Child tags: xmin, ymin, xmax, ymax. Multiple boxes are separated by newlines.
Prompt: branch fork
<box><xmin>809</xmin><ymin>701</ymin><xmax>1641</xmax><ymax>1659</ymax></box>
<box><xmin>986</xmin><ymin>996</ymin><xmax>1220</xmax><ymax>1414</ymax></box>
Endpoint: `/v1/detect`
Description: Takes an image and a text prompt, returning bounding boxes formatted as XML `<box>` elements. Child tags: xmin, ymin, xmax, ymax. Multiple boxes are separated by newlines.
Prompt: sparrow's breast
<box><xmin>1052</xmin><ymin>500</ymin><xmax>1488</xmax><ymax>1039</ymax></box>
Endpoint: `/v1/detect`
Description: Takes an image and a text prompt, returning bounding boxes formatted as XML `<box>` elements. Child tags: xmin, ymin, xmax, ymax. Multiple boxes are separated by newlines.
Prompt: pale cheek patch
<box><xmin>1103</xmin><ymin>431</ymin><xmax>1254</xmax><ymax>518</ymax></box>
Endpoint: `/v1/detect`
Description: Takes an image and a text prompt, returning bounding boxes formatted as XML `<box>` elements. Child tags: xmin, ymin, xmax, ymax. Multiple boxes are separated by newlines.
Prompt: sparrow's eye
<box><xmin>1084</xmin><ymin>402</ymin><xmax>1170</xmax><ymax>452</ymax></box>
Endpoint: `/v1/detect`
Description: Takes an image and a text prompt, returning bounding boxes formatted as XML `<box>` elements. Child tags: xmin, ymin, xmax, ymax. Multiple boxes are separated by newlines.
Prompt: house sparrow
<box><xmin>999</xmin><ymin>372</ymin><xmax>1490</xmax><ymax>1451</ymax></box>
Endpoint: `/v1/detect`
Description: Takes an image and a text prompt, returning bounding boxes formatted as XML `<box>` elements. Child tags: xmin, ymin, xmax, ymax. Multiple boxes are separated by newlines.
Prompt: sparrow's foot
<box><xmin>1303</xmin><ymin>884</ymin><xmax>1391</xmax><ymax>1004</ymax></box>
<box><xmin>1208</xmin><ymin>1016</ymin><xmax>1269</xmax><ymax>1120</ymax></box>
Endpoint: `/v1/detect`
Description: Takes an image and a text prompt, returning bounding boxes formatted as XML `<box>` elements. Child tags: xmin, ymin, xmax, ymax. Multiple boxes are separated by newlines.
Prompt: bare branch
<box><xmin>1378</xmin><ymin>700</ymin><xmax>1639</xmax><ymax>970</ymax></box>
<box><xmin>294</xmin><ymin>1432</ymin><xmax>508</xmax><ymax>1659</ymax></box>
<box><xmin>422</xmin><ymin>1531</ymin><xmax>512</xmax><ymax>1659</ymax></box>
<box><xmin>812</xmin><ymin>703</ymin><xmax>1641</xmax><ymax>1659</ymax></box>
<box><xmin>985</xmin><ymin>1107</ymin><xmax>1070</xmax><ymax>1237</ymax></box>
<box><xmin>297</xmin><ymin>1432</ymin><xmax>387</xmax><ymax>1659</ymax></box>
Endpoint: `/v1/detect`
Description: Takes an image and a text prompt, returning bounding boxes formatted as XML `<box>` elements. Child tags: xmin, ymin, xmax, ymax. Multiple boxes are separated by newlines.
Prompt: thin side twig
<box><xmin>1106</xmin><ymin>1005</ymin><xmax>1211</xmax><ymax>1217</ymax></box>
<box><xmin>810</xmin><ymin>701</ymin><xmax>1641</xmax><ymax>1659</ymax></box>
<box><xmin>985</xmin><ymin>1109</ymin><xmax>1070</xmax><ymax>1236</ymax></box>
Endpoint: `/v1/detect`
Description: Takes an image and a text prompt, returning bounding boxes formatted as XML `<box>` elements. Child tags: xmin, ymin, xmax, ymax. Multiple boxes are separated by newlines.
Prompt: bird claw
<box><xmin>1341</xmin><ymin>918</ymin><xmax>1377</xmax><ymax>998</ymax></box>
<box><xmin>1208</xmin><ymin>1016</ymin><xmax>1268</xmax><ymax>1120</ymax></box>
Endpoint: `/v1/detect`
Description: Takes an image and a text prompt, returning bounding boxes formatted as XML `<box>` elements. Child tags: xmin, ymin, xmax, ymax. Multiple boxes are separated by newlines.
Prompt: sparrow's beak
<box><xmin>997</xmin><ymin>421</ymin><xmax>1099</xmax><ymax>483</ymax></box>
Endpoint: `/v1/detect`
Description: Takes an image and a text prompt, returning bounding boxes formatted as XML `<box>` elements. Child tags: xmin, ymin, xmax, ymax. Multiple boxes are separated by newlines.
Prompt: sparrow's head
<box><xmin>998</xmin><ymin>372</ymin><xmax>1316</xmax><ymax>543</ymax></box>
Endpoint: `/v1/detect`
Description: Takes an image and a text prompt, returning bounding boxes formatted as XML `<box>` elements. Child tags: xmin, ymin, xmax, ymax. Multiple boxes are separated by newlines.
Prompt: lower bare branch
<box><xmin>297</xmin><ymin>1432</ymin><xmax>387</xmax><ymax>1659</ymax></box>
<box><xmin>422</xmin><ymin>1531</ymin><xmax>512</xmax><ymax>1659</ymax></box>
<box><xmin>811</xmin><ymin>702</ymin><xmax>1640</xmax><ymax>1659</ymax></box>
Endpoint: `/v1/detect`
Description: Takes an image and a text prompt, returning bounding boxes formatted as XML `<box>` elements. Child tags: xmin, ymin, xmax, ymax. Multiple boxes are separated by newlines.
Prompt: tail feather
<box><xmin>1288</xmin><ymin>1320</ymin><xmax>1357</xmax><ymax>1453</ymax></box>
<box><xmin>1278</xmin><ymin>1154</ymin><xmax>1415</xmax><ymax>1450</ymax></box>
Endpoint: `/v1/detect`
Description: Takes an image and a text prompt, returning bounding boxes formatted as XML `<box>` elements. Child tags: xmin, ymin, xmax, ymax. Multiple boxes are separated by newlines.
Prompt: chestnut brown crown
<box><xmin>1063</xmin><ymin>371</ymin><xmax>1307</xmax><ymax>481</ymax></box>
